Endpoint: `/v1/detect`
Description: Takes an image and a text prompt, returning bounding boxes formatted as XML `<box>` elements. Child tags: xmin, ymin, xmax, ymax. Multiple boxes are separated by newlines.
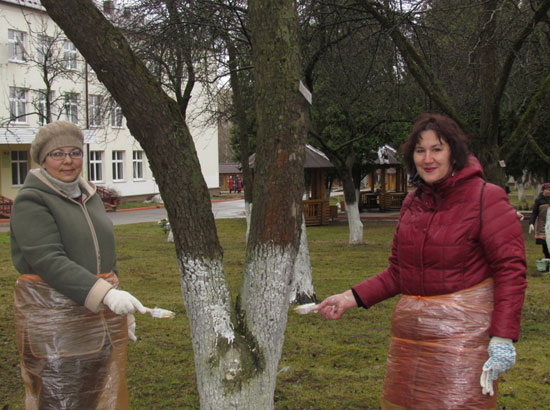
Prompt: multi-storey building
<box><xmin>0</xmin><ymin>0</ymin><xmax>219</xmax><ymax>204</ymax></box>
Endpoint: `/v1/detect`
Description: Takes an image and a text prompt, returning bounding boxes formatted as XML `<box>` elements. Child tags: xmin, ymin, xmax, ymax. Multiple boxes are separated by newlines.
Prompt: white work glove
<box><xmin>103</xmin><ymin>289</ymin><xmax>146</xmax><ymax>315</ymax></box>
<box><xmin>529</xmin><ymin>224</ymin><xmax>535</xmax><ymax>234</ymax></box>
<box><xmin>127</xmin><ymin>314</ymin><xmax>136</xmax><ymax>341</ymax></box>
<box><xmin>480</xmin><ymin>337</ymin><xmax>516</xmax><ymax>396</ymax></box>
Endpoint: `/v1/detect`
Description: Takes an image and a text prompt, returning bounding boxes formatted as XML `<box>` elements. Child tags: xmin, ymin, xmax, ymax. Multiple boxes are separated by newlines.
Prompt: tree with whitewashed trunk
<box><xmin>39</xmin><ymin>0</ymin><xmax>308</xmax><ymax>408</ymax></box>
<box><xmin>341</xmin><ymin>168</ymin><xmax>364</xmax><ymax>245</ymax></box>
<box><xmin>308</xmin><ymin>141</ymin><xmax>364</xmax><ymax>245</ymax></box>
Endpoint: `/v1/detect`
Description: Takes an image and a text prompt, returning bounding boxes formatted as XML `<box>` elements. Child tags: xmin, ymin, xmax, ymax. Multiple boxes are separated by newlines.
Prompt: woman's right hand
<box><xmin>317</xmin><ymin>290</ymin><xmax>357</xmax><ymax>320</ymax></box>
<box><xmin>529</xmin><ymin>224</ymin><xmax>535</xmax><ymax>234</ymax></box>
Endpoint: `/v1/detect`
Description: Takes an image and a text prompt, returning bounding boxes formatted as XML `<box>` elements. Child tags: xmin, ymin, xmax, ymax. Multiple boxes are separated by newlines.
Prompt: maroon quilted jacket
<box><xmin>352</xmin><ymin>156</ymin><xmax>527</xmax><ymax>340</ymax></box>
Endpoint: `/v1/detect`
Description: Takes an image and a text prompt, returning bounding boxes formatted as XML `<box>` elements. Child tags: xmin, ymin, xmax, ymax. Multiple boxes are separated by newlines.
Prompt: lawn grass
<box><xmin>1</xmin><ymin>218</ymin><xmax>549</xmax><ymax>409</ymax></box>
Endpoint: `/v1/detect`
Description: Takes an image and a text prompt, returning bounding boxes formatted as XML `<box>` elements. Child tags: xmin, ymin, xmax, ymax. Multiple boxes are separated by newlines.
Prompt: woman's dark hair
<box><xmin>401</xmin><ymin>113</ymin><xmax>470</xmax><ymax>175</ymax></box>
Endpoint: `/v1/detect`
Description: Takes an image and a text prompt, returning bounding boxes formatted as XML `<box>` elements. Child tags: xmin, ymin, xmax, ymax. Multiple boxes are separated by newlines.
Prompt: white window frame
<box><xmin>9</xmin><ymin>29</ymin><xmax>27</xmax><ymax>62</ymax></box>
<box><xmin>63</xmin><ymin>40</ymin><xmax>78</xmax><ymax>70</ymax></box>
<box><xmin>112</xmin><ymin>151</ymin><xmax>124</xmax><ymax>181</ymax></box>
<box><xmin>111</xmin><ymin>102</ymin><xmax>123</xmax><ymax>128</ymax></box>
<box><xmin>89</xmin><ymin>94</ymin><xmax>103</xmax><ymax>127</ymax></box>
<box><xmin>11</xmin><ymin>151</ymin><xmax>28</xmax><ymax>186</ymax></box>
<box><xmin>9</xmin><ymin>87</ymin><xmax>28</xmax><ymax>124</ymax></box>
<box><xmin>38</xmin><ymin>90</ymin><xmax>54</xmax><ymax>125</ymax></box>
<box><xmin>133</xmin><ymin>150</ymin><xmax>144</xmax><ymax>180</ymax></box>
<box><xmin>64</xmin><ymin>93</ymin><xmax>79</xmax><ymax>124</ymax></box>
<box><xmin>89</xmin><ymin>151</ymin><xmax>103</xmax><ymax>183</ymax></box>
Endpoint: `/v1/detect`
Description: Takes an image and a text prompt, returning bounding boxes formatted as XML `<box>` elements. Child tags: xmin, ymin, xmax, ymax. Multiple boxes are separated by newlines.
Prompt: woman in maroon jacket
<box><xmin>318</xmin><ymin>113</ymin><xmax>527</xmax><ymax>409</ymax></box>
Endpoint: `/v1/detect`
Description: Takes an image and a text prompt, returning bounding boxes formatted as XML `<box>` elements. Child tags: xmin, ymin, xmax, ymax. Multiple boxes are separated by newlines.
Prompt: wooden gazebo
<box><xmin>361</xmin><ymin>145</ymin><xmax>408</xmax><ymax>212</ymax></box>
<box><xmin>302</xmin><ymin>145</ymin><xmax>335</xmax><ymax>226</ymax></box>
<box><xmin>248</xmin><ymin>145</ymin><xmax>335</xmax><ymax>226</ymax></box>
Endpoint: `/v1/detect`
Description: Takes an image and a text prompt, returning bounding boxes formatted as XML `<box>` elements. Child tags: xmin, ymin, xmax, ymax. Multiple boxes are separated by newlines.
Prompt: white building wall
<box><xmin>0</xmin><ymin>0</ymin><xmax>219</xmax><ymax>201</ymax></box>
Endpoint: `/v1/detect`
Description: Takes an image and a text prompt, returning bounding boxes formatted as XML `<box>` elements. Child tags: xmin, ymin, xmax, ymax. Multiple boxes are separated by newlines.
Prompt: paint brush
<box><xmin>293</xmin><ymin>303</ymin><xmax>319</xmax><ymax>315</ymax></box>
<box><xmin>145</xmin><ymin>307</ymin><xmax>176</xmax><ymax>319</ymax></box>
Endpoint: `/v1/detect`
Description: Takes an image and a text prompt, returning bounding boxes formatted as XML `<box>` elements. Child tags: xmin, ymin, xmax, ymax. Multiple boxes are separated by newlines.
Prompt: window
<box><xmin>38</xmin><ymin>90</ymin><xmax>54</xmax><ymax>125</ymax></box>
<box><xmin>37</xmin><ymin>35</ymin><xmax>53</xmax><ymax>64</ymax></box>
<box><xmin>8</xmin><ymin>29</ymin><xmax>26</xmax><ymax>62</ymax></box>
<box><xmin>64</xmin><ymin>93</ymin><xmax>79</xmax><ymax>123</ymax></box>
<box><xmin>89</xmin><ymin>151</ymin><xmax>103</xmax><ymax>182</ymax></box>
<box><xmin>9</xmin><ymin>87</ymin><xmax>28</xmax><ymax>124</ymax></box>
<box><xmin>89</xmin><ymin>95</ymin><xmax>103</xmax><ymax>127</ymax></box>
<box><xmin>11</xmin><ymin>151</ymin><xmax>28</xmax><ymax>185</ymax></box>
<box><xmin>112</xmin><ymin>151</ymin><xmax>124</xmax><ymax>181</ymax></box>
<box><xmin>111</xmin><ymin>102</ymin><xmax>123</xmax><ymax>128</ymax></box>
<box><xmin>63</xmin><ymin>40</ymin><xmax>77</xmax><ymax>70</ymax></box>
<box><xmin>133</xmin><ymin>151</ymin><xmax>144</xmax><ymax>180</ymax></box>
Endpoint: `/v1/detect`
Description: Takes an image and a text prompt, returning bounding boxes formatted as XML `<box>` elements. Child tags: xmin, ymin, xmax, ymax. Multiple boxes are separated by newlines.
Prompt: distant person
<box><xmin>318</xmin><ymin>113</ymin><xmax>527</xmax><ymax>408</ymax></box>
<box><xmin>237</xmin><ymin>177</ymin><xmax>243</xmax><ymax>193</ymax></box>
<box><xmin>228</xmin><ymin>175</ymin><xmax>234</xmax><ymax>193</ymax></box>
<box><xmin>10</xmin><ymin>121</ymin><xmax>146</xmax><ymax>409</ymax></box>
<box><xmin>529</xmin><ymin>183</ymin><xmax>550</xmax><ymax>262</ymax></box>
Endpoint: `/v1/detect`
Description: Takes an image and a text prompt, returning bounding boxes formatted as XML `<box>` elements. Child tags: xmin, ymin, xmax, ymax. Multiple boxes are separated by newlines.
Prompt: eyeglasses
<box><xmin>48</xmin><ymin>150</ymin><xmax>84</xmax><ymax>161</ymax></box>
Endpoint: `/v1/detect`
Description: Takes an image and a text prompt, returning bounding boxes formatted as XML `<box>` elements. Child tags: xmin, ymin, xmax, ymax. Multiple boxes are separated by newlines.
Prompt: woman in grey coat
<box><xmin>11</xmin><ymin>121</ymin><xmax>144</xmax><ymax>409</ymax></box>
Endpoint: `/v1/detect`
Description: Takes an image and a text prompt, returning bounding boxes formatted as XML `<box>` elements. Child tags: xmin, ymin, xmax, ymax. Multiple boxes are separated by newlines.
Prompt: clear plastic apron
<box><xmin>14</xmin><ymin>272</ymin><xmax>129</xmax><ymax>410</ymax></box>
<box><xmin>381</xmin><ymin>279</ymin><xmax>497</xmax><ymax>410</ymax></box>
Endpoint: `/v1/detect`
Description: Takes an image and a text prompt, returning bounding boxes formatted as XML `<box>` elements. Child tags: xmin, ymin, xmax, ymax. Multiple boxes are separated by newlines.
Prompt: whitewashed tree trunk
<box><xmin>178</xmin><ymin>257</ymin><xmax>235</xmax><ymax>408</ymax></box>
<box><xmin>289</xmin><ymin>217</ymin><xmax>316</xmax><ymax>304</ymax></box>
<box><xmin>245</xmin><ymin>200</ymin><xmax>253</xmax><ymax>241</ymax></box>
<box><xmin>179</xmin><ymin>245</ymin><xmax>296</xmax><ymax>409</ymax></box>
<box><xmin>516</xmin><ymin>182</ymin><xmax>526</xmax><ymax>203</ymax></box>
<box><xmin>345</xmin><ymin>189</ymin><xmax>363</xmax><ymax>244</ymax></box>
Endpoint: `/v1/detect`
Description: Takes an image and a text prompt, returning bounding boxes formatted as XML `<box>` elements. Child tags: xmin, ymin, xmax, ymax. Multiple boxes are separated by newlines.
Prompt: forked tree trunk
<box><xmin>41</xmin><ymin>0</ymin><xmax>308</xmax><ymax>408</ymax></box>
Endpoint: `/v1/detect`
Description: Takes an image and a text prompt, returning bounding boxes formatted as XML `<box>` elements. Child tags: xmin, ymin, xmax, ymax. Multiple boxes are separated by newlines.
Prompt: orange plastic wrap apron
<box><xmin>381</xmin><ymin>278</ymin><xmax>497</xmax><ymax>410</ymax></box>
<box><xmin>14</xmin><ymin>273</ymin><xmax>129</xmax><ymax>410</ymax></box>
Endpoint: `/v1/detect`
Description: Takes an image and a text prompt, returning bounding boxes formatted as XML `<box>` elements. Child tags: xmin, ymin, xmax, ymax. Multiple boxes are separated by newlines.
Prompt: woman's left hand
<box><xmin>317</xmin><ymin>290</ymin><xmax>357</xmax><ymax>320</ymax></box>
<box><xmin>480</xmin><ymin>337</ymin><xmax>516</xmax><ymax>396</ymax></box>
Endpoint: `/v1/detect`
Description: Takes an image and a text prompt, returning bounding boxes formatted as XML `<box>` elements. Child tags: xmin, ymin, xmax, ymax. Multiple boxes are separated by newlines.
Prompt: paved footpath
<box><xmin>105</xmin><ymin>198</ymin><xmax>246</xmax><ymax>226</ymax></box>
